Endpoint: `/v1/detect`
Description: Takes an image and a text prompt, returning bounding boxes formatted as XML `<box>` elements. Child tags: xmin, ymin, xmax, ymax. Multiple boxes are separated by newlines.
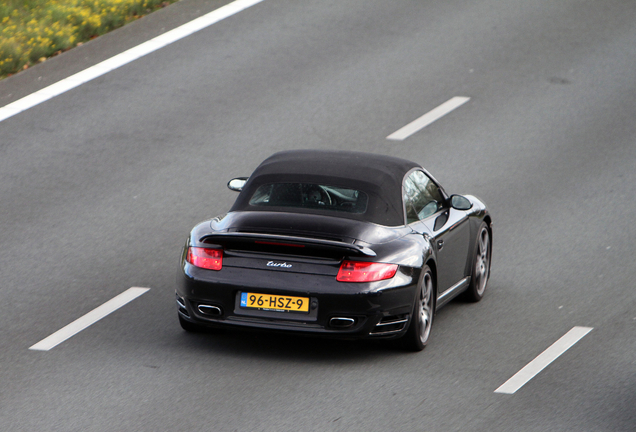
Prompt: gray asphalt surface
<box><xmin>1</xmin><ymin>0</ymin><xmax>636</xmax><ymax>430</ymax></box>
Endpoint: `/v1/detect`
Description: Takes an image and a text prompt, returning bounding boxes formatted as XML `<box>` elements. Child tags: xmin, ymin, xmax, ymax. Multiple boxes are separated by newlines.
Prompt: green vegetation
<box><xmin>0</xmin><ymin>0</ymin><xmax>178</xmax><ymax>78</ymax></box>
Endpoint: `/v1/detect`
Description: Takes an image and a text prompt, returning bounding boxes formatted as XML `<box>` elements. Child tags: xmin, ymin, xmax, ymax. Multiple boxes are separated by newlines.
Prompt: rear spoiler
<box><xmin>199</xmin><ymin>232</ymin><xmax>376</xmax><ymax>257</ymax></box>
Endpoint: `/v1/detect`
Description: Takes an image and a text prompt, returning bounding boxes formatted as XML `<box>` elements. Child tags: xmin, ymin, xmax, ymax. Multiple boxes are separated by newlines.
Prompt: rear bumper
<box><xmin>176</xmin><ymin>263</ymin><xmax>419</xmax><ymax>339</ymax></box>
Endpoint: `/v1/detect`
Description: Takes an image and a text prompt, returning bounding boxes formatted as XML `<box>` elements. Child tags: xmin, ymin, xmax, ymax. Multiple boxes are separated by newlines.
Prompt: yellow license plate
<box><xmin>240</xmin><ymin>292</ymin><xmax>309</xmax><ymax>313</ymax></box>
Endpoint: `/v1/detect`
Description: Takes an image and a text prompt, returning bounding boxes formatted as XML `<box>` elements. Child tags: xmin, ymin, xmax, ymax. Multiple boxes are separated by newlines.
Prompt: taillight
<box><xmin>186</xmin><ymin>247</ymin><xmax>222</xmax><ymax>270</ymax></box>
<box><xmin>336</xmin><ymin>261</ymin><xmax>398</xmax><ymax>282</ymax></box>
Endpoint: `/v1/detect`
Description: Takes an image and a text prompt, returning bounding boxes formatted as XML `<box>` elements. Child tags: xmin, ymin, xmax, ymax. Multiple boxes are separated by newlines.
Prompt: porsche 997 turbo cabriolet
<box><xmin>176</xmin><ymin>150</ymin><xmax>491</xmax><ymax>351</ymax></box>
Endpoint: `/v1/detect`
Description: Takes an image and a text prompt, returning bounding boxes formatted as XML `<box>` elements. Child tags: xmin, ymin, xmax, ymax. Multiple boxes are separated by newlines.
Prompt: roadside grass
<box><xmin>0</xmin><ymin>0</ymin><xmax>179</xmax><ymax>79</ymax></box>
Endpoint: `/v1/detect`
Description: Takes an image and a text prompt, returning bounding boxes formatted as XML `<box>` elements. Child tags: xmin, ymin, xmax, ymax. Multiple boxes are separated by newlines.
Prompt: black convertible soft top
<box><xmin>230</xmin><ymin>150</ymin><xmax>421</xmax><ymax>226</ymax></box>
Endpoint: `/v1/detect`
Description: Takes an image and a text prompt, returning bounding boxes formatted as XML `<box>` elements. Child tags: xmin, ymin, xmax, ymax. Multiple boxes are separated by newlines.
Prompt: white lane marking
<box><xmin>0</xmin><ymin>0</ymin><xmax>265</xmax><ymax>123</ymax></box>
<box><xmin>29</xmin><ymin>287</ymin><xmax>150</xmax><ymax>351</ymax></box>
<box><xmin>495</xmin><ymin>326</ymin><xmax>593</xmax><ymax>394</ymax></box>
<box><xmin>386</xmin><ymin>96</ymin><xmax>470</xmax><ymax>141</ymax></box>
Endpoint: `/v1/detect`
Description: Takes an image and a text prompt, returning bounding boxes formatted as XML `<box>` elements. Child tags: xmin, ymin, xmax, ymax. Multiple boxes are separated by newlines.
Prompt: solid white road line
<box><xmin>29</xmin><ymin>287</ymin><xmax>150</xmax><ymax>351</ymax></box>
<box><xmin>494</xmin><ymin>326</ymin><xmax>593</xmax><ymax>394</ymax></box>
<box><xmin>386</xmin><ymin>96</ymin><xmax>470</xmax><ymax>141</ymax></box>
<box><xmin>0</xmin><ymin>0</ymin><xmax>265</xmax><ymax>123</ymax></box>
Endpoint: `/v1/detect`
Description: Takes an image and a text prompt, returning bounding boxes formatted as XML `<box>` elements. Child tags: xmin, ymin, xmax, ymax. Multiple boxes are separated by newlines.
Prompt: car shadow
<box><xmin>173</xmin><ymin>325</ymin><xmax>413</xmax><ymax>364</ymax></box>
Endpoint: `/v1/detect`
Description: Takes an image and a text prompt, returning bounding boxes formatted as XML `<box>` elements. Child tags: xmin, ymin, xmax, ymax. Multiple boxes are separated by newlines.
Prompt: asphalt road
<box><xmin>1</xmin><ymin>0</ymin><xmax>636</xmax><ymax>430</ymax></box>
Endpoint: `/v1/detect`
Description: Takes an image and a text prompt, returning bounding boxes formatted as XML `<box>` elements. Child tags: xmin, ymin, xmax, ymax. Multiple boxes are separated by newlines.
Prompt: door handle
<box><xmin>437</xmin><ymin>240</ymin><xmax>444</xmax><ymax>250</ymax></box>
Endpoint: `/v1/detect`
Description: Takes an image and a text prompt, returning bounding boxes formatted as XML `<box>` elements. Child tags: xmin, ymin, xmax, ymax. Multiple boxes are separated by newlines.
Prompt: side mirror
<box><xmin>450</xmin><ymin>194</ymin><xmax>472</xmax><ymax>210</ymax></box>
<box><xmin>227</xmin><ymin>177</ymin><xmax>248</xmax><ymax>192</ymax></box>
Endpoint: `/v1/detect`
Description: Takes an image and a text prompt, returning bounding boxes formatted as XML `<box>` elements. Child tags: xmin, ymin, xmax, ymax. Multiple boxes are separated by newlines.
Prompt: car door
<box><xmin>429</xmin><ymin>206</ymin><xmax>471</xmax><ymax>294</ymax></box>
<box><xmin>403</xmin><ymin>170</ymin><xmax>470</xmax><ymax>294</ymax></box>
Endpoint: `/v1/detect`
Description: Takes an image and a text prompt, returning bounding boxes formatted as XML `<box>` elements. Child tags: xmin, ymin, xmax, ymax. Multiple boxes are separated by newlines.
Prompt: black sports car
<box><xmin>176</xmin><ymin>150</ymin><xmax>491</xmax><ymax>350</ymax></box>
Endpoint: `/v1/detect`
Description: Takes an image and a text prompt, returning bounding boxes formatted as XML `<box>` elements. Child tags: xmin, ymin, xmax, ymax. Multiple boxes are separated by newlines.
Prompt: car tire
<box><xmin>179</xmin><ymin>314</ymin><xmax>204</xmax><ymax>333</ymax></box>
<box><xmin>463</xmin><ymin>222</ymin><xmax>491</xmax><ymax>302</ymax></box>
<box><xmin>402</xmin><ymin>265</ymin><xmax>434</xmax><ymax>351</ymax></box>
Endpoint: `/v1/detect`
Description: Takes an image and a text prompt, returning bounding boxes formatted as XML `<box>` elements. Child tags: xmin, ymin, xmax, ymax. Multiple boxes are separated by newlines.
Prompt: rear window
<box><xmin>248</xmin><ymin>183</ymin><xmax>368</xmax><ymax>214</ymax></box>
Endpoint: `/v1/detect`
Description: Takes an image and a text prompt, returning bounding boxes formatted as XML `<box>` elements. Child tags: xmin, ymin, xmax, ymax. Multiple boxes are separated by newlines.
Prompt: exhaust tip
<box><xmin>329</xmin><ymin>317</ymin><xmax>356</xmax><ymax>328</ymax></box>
<box><xmin>197</xmin><ymin>304</ymin><xmax>222</xmax><ymax>316</ymax></box>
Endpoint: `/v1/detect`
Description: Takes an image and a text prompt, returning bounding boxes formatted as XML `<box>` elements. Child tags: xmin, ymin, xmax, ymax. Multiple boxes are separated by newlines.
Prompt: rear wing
<box><xmin>198</xmin><ymin>232</ymin><xmax>376</xmax><ymax>257</ymax></box>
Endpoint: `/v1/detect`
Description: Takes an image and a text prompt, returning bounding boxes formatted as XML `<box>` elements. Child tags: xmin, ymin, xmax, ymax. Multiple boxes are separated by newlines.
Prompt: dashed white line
<box><xmin>0</xmin><ymin>0</ymin><xmax>265</xmax><ymax>123</ymax></box>
<box><xmin>495</xmin><ymin>326</ymin><xmax>593</xmax><ymax>394</ymax></box>
<box><xmin>29</xmin><ymin>287</ymin><xmax>150</xmax><ymax>351</ymax></box>
<box><xmin>386</xmin><ymin>96</ymin><xmax>470</xmax><ymax>141</ymax></box>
